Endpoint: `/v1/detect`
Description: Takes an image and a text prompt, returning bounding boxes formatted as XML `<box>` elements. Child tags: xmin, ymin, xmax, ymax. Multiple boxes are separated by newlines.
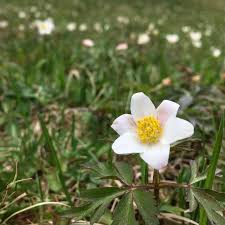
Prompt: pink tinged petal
<box><xmin>111</xmin><ymin>114</ymin><xmax>136</xmax><ymax>135</ymax></box>
<box><xmin>112</xmin><ymin>133</ymin><xmax>148</xmax><ymax>155</ymax></box>
<box><xmin>157</xmin><ymin>100</ymin><xmax>180</xmax><ymax>124</ymax></box>
<box><xmin>130</xmin><ymin>92</ymin><xmax>156</xmax><ymax>121</ymax></box>
<box><xmin>161</xmin><ymin>117</ymin><xmax>194</xmax><ymax>144</ymax></box>
<box><xmin>140</xmin><ymin>143</ymin><xmax>170</xmax><ymax>170</ymax></box>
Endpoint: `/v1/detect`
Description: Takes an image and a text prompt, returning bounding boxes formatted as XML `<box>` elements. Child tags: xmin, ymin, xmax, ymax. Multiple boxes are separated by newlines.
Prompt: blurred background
<box><xmin>0</xmin><ymin>0</ymin><xmax>225</xmax><ymax>224</ymax></box>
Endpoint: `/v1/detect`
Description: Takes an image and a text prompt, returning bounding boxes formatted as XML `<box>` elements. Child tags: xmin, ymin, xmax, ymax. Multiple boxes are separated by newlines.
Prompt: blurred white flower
<box><xmin>152</xmin><ymin>29</ymin><xmax>159</xmax><ymax>36</ymax></box>
<box><xmin>18</xmin><ymin>11</ymin><xmax>26</xmax><ymax>19</ymax></box>
<box><xmin>165</xmin><ymin>34</ymin><xmax>179</xmax><ymax>44</ymax></box>
<box><xmin>211</xmin><ymin>47</ymin><xmax>221</xmax><ymax>58</ymax></box>
<box><xmin>0</xmin><ymin>20</ymin><xmax>8</xmax><ymax>28</ymax></box>
<box><xmin>67</xmin><ymin>22</ymin><xmax>76</xmax><ymax>31</ymax></box>
<box><xmin>35</xmin><ymin>18</ymin><xmax>55</xmax><ymax>35</ymax></box>
<box><xmin>94</xmin><ymin>23</ymin><xmax>102</xmax><ymax>32</ymax></box>
<box><xmin>111</xmin><ymin>92</ymin><xmax>194</xmax><ymax>170</ymax></box>
<box><xmin>192</xmin><ymin>40</ymin><xmax>202</xmax><ymax>48</ymax></box>
<box><xmin>82</xmin><ymin>39</ymin><xmax>94</xmax><ymax>47</ymax></box>
<box><xmin>18</xmin><ymin>24</ymin><xmax>25</xmax><ymax>31</ymax></box>
<box><xmin>148</xmin><ymin>23</ymin><xmax>155</xmax><ymax>32</ymax></box>
<box><xmin>79</xmin><ymin>24</ymin><xmax>87</xmax><ymax>31</ymax></box>
<box><xmin>137</xmin><ymin>33</ymin><xmax>150</xmax><ymax>45</ymax></box>
<box><xmin>189</xmin><ymin>31</ymin><xmax>202</xmax><ymax>42</ymax></box>
<box><xmin>30</xmin><ymin>6</ymin><xmax>37</xmax><ymax>13</ymax></box>
<box><xmin>35</xmin><ymin>12</ymin><xmax>41</xmax><ymax>18</ymax></box>
<box><xmin>117</xmin><ymin>16</ymin><xmax>129</xmax><ymax>24</ymax></box>
<box><xmin>182</xmin><ymin>26</ymin><xmax>190</xmax><ymax>33</ymax></box>
<box><xmin>116</xmin><ymin>43</ymin><xmax>128</xmax><ymax>51</ymax></box>
<box><xmin>205</xmin><ymin>27</ymin><xmax>212</xmax><ymax>36</ymax></box>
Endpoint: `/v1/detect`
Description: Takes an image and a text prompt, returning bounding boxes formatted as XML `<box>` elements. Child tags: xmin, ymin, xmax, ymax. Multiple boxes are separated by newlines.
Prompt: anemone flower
<box><xmin>111</xmin><ymin>92</ymin><xmax>194</xmax><ymax>170</ymax></box>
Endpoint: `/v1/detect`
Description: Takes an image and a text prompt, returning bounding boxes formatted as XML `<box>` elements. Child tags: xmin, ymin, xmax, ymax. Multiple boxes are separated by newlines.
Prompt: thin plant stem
<box><xmin>153</xmin><ymin>169</ymin><xmax>160</xmax><ymax>205</ymax></box>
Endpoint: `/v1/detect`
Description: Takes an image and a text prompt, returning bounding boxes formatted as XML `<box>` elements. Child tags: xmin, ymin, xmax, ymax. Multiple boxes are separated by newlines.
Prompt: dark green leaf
<box><xmin>112</xmin><ymin>192</ymin><xmax>137</xmax><ymax>225</ymax></box>
<box><xmin>193</xmin><ymin>188</ymin><xmax>225</xmax><ymax>225</ymax></box>
<box><xmin>90</xmin><ymin>202</ymin><xmax>109</xmax><ymax>225</ymax></box>
<box><xmin>80</xmin><ymin>187</ymin><xmax>125</xmax><ymax>201</ymax></box>
<box><xmin>133</xmin><ymin>189</ymin><xmax>159</xmax><ymax>225</ymax></box>
<box><xmin>114</xmin><ymin>162</ymin><xmax>133</xmax><ymax>185</ymax></box>
<box><xmin>199</xmin><ymin>114</ymin><xmax>224</xmax><ymax>225</ymax></box>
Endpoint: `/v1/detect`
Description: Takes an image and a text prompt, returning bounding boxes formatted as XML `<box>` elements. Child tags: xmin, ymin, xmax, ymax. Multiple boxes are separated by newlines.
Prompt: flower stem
<box><xmin>153</xmin><ymin>169</ymin><xmax>160</xmax><ymax>205</ymax></box>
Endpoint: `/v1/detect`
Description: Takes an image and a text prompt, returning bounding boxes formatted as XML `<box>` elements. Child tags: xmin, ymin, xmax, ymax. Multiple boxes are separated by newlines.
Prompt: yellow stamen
<box><xmin>137</xmin><ymin>116</ymin><xmax>162</xmax><ymax>144</ymax></box>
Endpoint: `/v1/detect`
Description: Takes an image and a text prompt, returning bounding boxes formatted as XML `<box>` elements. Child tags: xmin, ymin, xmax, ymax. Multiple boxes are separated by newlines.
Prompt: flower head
<box><xmin>67</xmin><ymin>22</ymin><xmax>76</xmax><ymax>31</ymax></box>
<box><xmin>82</xmin><ymin>39</ymin><xmax>94</xmax><ymax>47</ymax></box>
<box><xmin>137</xmin><ymin>33</ymin><xmax>150</xmax><ymax>45</ymax></box>
<box><xmin>165</xmin><ymin>34</ymin><xmax>179</xmax><ymax>44</ymax></box>
<box><xmin>111</xmin><ymin>92</ymin><xmax>194</xmax><ymax>170</ymax></box>
<box><xmin>116</xmin><ymin>43</ymin><xmax>128</xmax><ymax>51</ymax></box>
<box><xmin>35</xmin><ymin>18</ymin><xmax>55</xmax><ymax>35</ymax></box>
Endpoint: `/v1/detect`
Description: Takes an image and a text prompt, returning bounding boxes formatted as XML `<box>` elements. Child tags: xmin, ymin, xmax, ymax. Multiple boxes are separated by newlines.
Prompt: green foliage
<box><xmin>133</xmin><ymin>189</ymin><xmax>159</xmax><ymax>225</ymax></box>
<box><xmin>40</xmin><ymin>117</ymin><xmax>73</xmax><ymax>206</ymax></box>
<box><xmin>193</xmin><ymin>188</ymin><xmax>225</xmax><ymax>225</ymax></box>
<box><xmin>199</xmin><ymin>113</ymin><xmax>224</xmax><ymax>225</ymax></box>
<box><xmin>112</xmin><ymin>192</ymin><xmax>138</xmax><ymax>225</ymax></box>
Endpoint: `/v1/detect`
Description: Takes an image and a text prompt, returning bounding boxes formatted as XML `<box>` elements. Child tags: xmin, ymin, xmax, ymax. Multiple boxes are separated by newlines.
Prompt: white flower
<box><xmin>79</xmin><ymin>24</ymin><xmax>87</xmax><ymax>31</ymax></box>
<box><xmin>192</xmin><ymin>40</ymin><xmax>202</xmax><ymax>48</ymax></box>
<box><xmin>82</xmin><ymin>39</ymin><xmax>94</xmax><ymax>47</ymax></box>
<box><xmin>18</xmin><ymin>24</ymin><xmax>25</xmax><ymax>31</ymax></box>
<box><xmin>116</xmin><ymin>43</ymin><xmax>128</xmax><ymax>51</ymax></box>
<box><xmin>111</xmin><ymin>92</ymin><xmax>194</xmax><ymax>170</ymax></box>
<box><xmin>18</xmin><ymin>11</ymin><xmax>26</xmax><ymax>19</ymax></box>
<box><xmin>67</xmin><ymin>22</ymin><xmax>76</xmax><ymax>31</ymax></box>
<box><xmin>165</xmin><ymin>34</ymin><xmax>179</xmax><ymax>44</ymax></box>
<box><xmin>211</xmin><ymin>47</ymin><xmax>221</xmax><ymax>58</ymax></box>
<box><xmin>35</xmin><ymin>18</ymin><xmax>55</xmax><ymax>35</ymax></box>
<box><xmin>137</xmin><ymin>33</ymin><xmax>150</xmax><ymax>45</ymax></box>
<box><xmin>117</xmin><ymin>16</ymin><xmax>129</xmax><ymax>24</ymax></box>
<box><xmin>94</xmin><ymin>23</ymin><xmax>102</xmax><ymax>32</ymax></box>
<box><xmin>182</xmin><ymin>26</ymin><xmax>190</xmax><ymax>33</ymax></box>
<box><xmin>0</xmin><ymin>20</ymin><xmax>8</xmax><ymax>28</ymax></box>
<box><xmin>189</xmin><ymin>31</ymin><xmax>202</xmax><ymax>42</ymax></box>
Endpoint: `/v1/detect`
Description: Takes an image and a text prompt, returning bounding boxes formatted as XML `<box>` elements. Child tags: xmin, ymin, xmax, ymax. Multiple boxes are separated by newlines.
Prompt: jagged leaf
<box><xmin>80</xmin><ymin>187</ymin><xmax>125</xmax><ymax>201</ymax></box>
<box><xmin>192</xmin><ymin>188</ymin><xmax>225</xmax><ymax>225</ymax></box>
<box><xmin>90</xmin><ymin>201</ymin><xmax>110</xmax><ymax>225</ymax></box>
<box><xmin>112</xmin><ymin>192</ymin><xmax>138</xmax><ymax>225</ymax></box>
<box><xmin>133</xmin><ymin>189</ymin><xmax>159</xmax><ymax>225</ymax></box>
<box><xmin>114</xmin><ymin>161</ymin><xmax>133</xmax><ymax>184</ymax></box>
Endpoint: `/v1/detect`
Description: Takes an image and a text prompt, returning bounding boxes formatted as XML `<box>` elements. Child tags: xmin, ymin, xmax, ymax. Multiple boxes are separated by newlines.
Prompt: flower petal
<box><xmin>161</xmin><ymin>117</ymin><xmax>194</xmax><ymax>144</ymax></box>
<box><xmin>130</xmin><ymin>92</ymin><xmax>156</xmax><ymax>120</ymax></box>
<box><xmin>157</xmin><ymin>100</ymin><xmax>180</xmax><ymax>124</ymax></box>
<box><xmin>112</xmin><ymin>133</ymin><xmax>147</xmax><ymax>154</ymax></box>
<box><xmin>140</xmin><ymin>143</ymin><xmax>170</xmax><ymax>170</ymax></box>
<box><xmin>111</xmin><ymin>114</ymin><xmax>136</xmax><ymax>135</ymax></box>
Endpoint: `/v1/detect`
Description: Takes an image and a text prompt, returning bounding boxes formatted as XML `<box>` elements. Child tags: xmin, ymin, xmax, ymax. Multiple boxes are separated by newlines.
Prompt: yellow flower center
<box><xmin>137</xmin><ymin>116</ymin><xmax>162</xmax><ymax>144</ymax></box>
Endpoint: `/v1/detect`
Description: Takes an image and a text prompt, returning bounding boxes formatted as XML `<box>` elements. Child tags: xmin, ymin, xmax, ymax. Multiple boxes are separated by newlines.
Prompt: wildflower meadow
<box><xmin>0</xmin><ymin>0</ymin><xmax>225</xmax><ymax>224</ymax></box>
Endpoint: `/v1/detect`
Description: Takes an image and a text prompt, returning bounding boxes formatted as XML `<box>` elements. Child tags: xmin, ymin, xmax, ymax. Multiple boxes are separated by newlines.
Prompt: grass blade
<box><xmin>39</xmin><ymin>116</ymin><xmax>73</xmax><ymax>206</ymax></box>
<box><xmin>199</xmin><ymin>113</ymin><xmax>224</xmax><ymax>225</ymax></box>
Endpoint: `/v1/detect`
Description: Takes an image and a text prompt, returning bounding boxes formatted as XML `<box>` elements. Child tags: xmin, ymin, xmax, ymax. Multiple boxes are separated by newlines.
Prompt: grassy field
<box><xmin>0</xmin><ymin>0</ymin><xmax>225</xmax><ymax>224</ymax></box>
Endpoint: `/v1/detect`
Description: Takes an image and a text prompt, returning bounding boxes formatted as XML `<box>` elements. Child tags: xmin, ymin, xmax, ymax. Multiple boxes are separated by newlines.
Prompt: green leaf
<box><xmin>193</xmin><ymin>188</ymin><xmax>225</xmax><ymax>225</ymax></box>
<box><xmin>203</xmin><ymin>189</ymin><xmax>225</xmax><ymax>202</ymax></box>
<box><xmin>199</xmin><ymin>113</ymin><xmax>224</xmax><ymax>225</ymax></box>
<box><xmin>187</xmin><ymin>189</ymin><xmax>197</xmax><ymax>212</ymax></box>
<box><xmin>133</xmin><ymin>189</ymin><xmax>159</xmax><ymax>225</ymax></box>
<box><xmin>114</xmin><ymin>162</ymin><xmax>133</xmax><ymax>184</ymax></box>
<box><xmin>39</xmin><ymin>116</ymin><xmax>72</xmax><ymax>206</ymax></box>
<box><xmin>62</xmin><ymin>202</ymin><xmax>99</xmax><ymax>220</ymax></box>
<box><xmin>189</xmin><ymin>160</ymin><xmax>198</xmax><ymax>184</ymax></box>
<box><xmin>112</xmin><ymin>192</ymin><xmax>138</xmax><ymax>225</ymax></box>
<box><xmin>63</xmin><ymin>188</ymin><xmax>125</xmax><ymax>221</ymax></box>
<box><xmin>90</xmin><ymin>202</ymin><xmax>110</xmax><ymax>225</ymax></box>
<box><xmin>80</xmin><ymin>187</ymin><xmax>126</xmax><ymax>201</ymax></box>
